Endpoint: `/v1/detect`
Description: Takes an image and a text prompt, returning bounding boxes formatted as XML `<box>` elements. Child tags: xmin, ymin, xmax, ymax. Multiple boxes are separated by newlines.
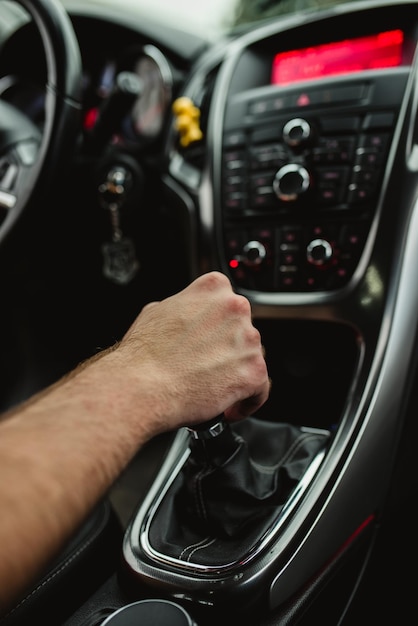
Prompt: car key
<box><xmin>99</xmin><ymin>165</ymin><xmax>140</xmax><ymax>285</ymax></box>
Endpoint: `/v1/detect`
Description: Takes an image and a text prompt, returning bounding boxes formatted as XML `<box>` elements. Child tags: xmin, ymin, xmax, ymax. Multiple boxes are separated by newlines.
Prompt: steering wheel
<box><xmin>0</xmin><ymin>0</ymin><xmax>82</xmax><ymax>246</ymax></box>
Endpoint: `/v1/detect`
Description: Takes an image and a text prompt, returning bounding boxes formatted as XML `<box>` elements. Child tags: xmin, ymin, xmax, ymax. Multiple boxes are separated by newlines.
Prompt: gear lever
<box><xmin>186</xmin><ymin>414</ymin><xmax>240</xmax><ymax>466</ymax></box>
<box><xmin>187</xmin><ymin>415</ymin><xmax>226</xmax><ymax>440</ymax></box>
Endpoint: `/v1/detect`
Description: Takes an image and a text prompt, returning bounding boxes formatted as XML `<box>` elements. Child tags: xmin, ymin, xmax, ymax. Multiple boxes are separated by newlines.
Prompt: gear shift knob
<box><xmin>186</xmin><ymin>414</ymin><xmax>226</xmax><ymax>440</ymax></box>
<box><xmin>186</xmin><ymin>414</ymin><xmax>239</xmax><ymax>464</ymax></box>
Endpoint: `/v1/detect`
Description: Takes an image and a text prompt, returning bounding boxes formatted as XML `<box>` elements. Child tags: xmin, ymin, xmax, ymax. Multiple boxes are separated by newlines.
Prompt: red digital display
<box><xmin>271</xmin><ymin>29</ymin><xmax>405</xmax><ymax>86</ymax></box>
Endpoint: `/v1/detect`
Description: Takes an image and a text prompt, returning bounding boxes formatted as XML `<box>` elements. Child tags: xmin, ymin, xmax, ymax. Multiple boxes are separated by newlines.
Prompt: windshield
<box><xmin>63</xmin><ymin>0</ymin><xmax>363</xmax><ymax>40</ymax></box>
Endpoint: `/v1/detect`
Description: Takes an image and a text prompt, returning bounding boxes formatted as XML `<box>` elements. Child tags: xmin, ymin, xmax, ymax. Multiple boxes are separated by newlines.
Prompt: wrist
<box><xmin>86</xmin><ymin>347</ymin><xmax>171</xmax><ymax>440</ymax></box>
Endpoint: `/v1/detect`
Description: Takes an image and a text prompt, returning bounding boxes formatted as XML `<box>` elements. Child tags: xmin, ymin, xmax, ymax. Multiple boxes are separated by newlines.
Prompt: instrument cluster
<box><xmin>82</xmin><ymin>43</ymin><xmax>174</xmax><ymax>150</ymax></box>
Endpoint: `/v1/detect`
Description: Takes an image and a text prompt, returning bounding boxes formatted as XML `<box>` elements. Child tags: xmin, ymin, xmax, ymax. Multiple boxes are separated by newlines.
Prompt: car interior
<box><xmin>1</xmin><ymin>0</ymin><xmax>418</xmax><ymax>623</ymax></box>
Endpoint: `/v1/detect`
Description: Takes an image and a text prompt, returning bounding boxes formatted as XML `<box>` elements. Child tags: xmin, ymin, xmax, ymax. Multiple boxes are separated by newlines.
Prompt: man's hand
<box><xmin>117</xmin><ymin>271</ymin><xmax>270</xmax><ymax>432</ymax></box>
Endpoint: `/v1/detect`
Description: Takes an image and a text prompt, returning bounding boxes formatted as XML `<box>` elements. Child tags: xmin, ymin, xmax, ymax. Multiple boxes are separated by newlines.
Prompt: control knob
<box><xmin>282</xmin><ymin>117</ymin><xmax>313</xmax><ymax>147</ymax></box>
<box><xmin>237</xmin><ymin>240</ymin><xmax>267</xmax><ymax>267</ymax></box>
<box><xmin>306</xmin><ymin>238</ymin><xmax>333</xmax><ymax>266</ymax></box>
<box><xmin>273</xmin><ymin>163</ymin><xmax>310</xmax><ymax>202</ymax></box>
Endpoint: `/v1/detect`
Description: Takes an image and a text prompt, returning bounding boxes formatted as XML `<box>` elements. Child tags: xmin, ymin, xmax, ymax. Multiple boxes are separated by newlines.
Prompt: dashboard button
<box><xmin>319</xmin><ymin>116</ymin><xmax>361</xmax><ymax>133</ymax></box>
<box><xmin>363</xmin><ymin>112</ymin><xmax>395</xmax><ymax>129</ymax></box>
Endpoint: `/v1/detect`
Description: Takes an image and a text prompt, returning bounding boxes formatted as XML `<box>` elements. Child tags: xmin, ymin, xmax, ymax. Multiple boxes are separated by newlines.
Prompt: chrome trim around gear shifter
<box><xmin>125</xmin><ymin>423</ymin><xmax>330</xmax><ymax>576</ymax></box>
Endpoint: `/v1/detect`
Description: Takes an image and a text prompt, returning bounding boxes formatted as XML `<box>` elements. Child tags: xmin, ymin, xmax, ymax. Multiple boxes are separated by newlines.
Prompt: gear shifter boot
<box><xmin>147</xmin><ymin>417</ymin><xmax>329</xmax><ymax>567</ymax></box>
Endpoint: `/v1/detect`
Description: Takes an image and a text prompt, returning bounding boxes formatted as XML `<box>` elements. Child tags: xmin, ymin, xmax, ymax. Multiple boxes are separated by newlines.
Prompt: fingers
<box><xmin>141</xmin><ymin>300</ymin><xmax>160</xmax><ymax>311</ymax></box>
<box><xmin>191</xmin><ymin>270</ymin><xmax>232</xmax><ymax>291</ymax></box>
<box><xmin>179</xmin><ymin>272</ymin><xmax>272</xmax><ymax>421</ymax></box>
<box><xmin>224</xmin><ymin>374</ymin><xmax>271</xmax><ymax>423</ymax></box>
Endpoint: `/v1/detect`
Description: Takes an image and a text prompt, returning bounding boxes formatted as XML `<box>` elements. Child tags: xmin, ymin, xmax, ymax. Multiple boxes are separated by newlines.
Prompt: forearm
<box><xmin>0</xmin><ymin>348</ymin><xmax>158</xmax><ymax>614</ymax></box>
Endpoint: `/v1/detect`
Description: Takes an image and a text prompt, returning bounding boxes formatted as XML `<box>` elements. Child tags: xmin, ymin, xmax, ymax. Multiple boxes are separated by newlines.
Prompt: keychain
<box><xmin>99</xmin><ymin>165</ymin><xmax>140</xmax><ymax>285</ymax></box>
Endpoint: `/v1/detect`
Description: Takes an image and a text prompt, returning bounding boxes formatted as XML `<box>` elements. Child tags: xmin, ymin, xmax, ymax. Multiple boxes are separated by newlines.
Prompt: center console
<box><xmin>222</xmin><ymin>71</ymin><xmax>407</xmax><ymax>293</ymax></box>
<box><xmin>122</xmin><ymin>416</ymin><xmax>330</xmax><ymax>622</ymax></box>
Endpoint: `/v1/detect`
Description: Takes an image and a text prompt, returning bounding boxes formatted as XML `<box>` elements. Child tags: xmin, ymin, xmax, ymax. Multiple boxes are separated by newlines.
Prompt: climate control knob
<box><xmin>306</xmin><ymin>238</ymin><xmax>333</xmax><ymax>266</ymax></box>
<box><xmin>282</xmin><ymin>118</ymin><xmax>312</xmax><ymax>147</ymax></box>
<box><xmin>241</xmin><ymin>240</ymin><xmax>267</xmax><ymax>266</ymax></box>
<box><xmin>273</xmin><ymin>163</ymin><xmax>310</xmax><ymax>202</ymax></box>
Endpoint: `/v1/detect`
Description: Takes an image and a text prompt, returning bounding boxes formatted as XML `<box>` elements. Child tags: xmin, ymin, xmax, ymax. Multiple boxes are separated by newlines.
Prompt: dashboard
<box><xmin>1</xmin><ymin>0</ymin><xmax>418</xmax><ymax>422</ymax></box>
<box><xmin>0</xmin><ymin>9</ymin><xmax>204</xmax><ymax>156</ymax></box>
<box><xmin>81</xmin><ymin>42</ymin><xmax>175</xmax><ymax>149</ymax></box>
<box><xmin>1</xmin><ymin>2</ymin><xmax>418</xmax><ymax>417</ymax></box>
<box><xmin>166</xmin><ymin>2</ymin><xmax>418</xmax><ymax>300</ymax></box>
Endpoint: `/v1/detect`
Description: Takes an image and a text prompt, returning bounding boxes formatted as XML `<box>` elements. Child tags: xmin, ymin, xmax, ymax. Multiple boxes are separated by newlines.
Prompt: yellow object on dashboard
<box><xmin>172</xmin><ymin>96</ymin><xmax>203</xmax><ymax>147</ymax></box>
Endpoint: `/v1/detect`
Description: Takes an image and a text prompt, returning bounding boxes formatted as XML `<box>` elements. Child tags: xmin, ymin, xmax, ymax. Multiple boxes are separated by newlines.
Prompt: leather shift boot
<box><xmin>147</xmin><ymin>417</ymin><xmax>329</xmax><ymax>567</ymax></box>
